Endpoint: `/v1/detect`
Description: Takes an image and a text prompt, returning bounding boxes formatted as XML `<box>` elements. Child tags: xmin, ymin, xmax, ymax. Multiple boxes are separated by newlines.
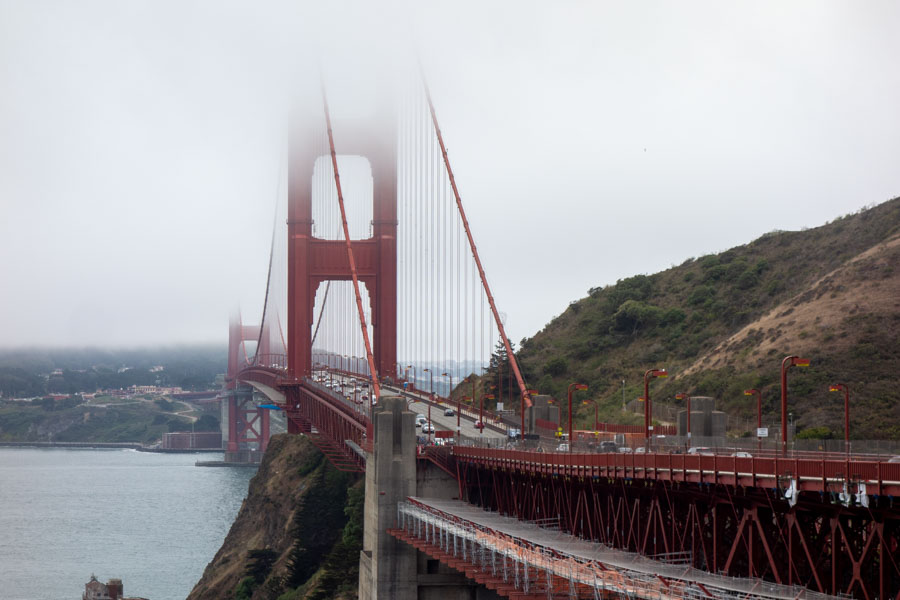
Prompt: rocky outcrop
<box><xmin>187</xmin><ymin>434</ymin><xmax>362</xmax><ymax>600</ymax></box>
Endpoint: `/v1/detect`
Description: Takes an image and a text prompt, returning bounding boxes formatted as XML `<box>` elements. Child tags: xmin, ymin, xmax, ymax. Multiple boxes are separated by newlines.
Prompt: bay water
<box><xmin>0</xmin><ymin>447</ymin><xmax>255</xmax><ymax>600</ymax></box>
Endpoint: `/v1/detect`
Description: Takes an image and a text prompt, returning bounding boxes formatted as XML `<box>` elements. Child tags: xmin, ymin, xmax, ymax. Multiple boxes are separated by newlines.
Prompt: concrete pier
<box><xmin>359</xmin><ymin>394</ymin><xmax>500</xmax><ymax>600</ymax></box>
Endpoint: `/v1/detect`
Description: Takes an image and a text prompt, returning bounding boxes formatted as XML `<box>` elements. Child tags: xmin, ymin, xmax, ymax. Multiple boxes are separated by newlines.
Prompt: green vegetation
<box><xmin>479</xmin><ymin>198</ymin><xmax>900</xmax><ymax>438</ymax></box>
<box><xmin>0</xmin><ymin>345</ymin><xmax>225</xmax><ymax>397</ymax></box>
<box><xmin>0</xmin><ymin>395</ymin><xmax>217</xmax><ymax>443</ymax></box>
<box><xmin>0</xmin><ymin>346</ymin><xmax>224</xmax><ymax>444</ymax></box>
<box><xmin>224</xmin><ymin>446</ymin><xmax>364</xmax><ymax>600</ymax></box>
<box><xmin>796</xmin><ymin>426</ymin><xmax>835</xmax><ymax>440</ymax></box>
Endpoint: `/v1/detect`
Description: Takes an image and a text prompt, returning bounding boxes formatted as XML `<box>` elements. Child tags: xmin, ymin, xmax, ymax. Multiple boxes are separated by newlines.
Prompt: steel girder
<box><xmin>225</xmin><ymin>388</ymin><xmax>269</xmax><ymax>453</ymax></box>
<box><xmin>280</xmin><ymin>383</ymin><xmax>369</xmax><ymax>472</ymax></box>
<box><xmin>457</xmin><ymin>462</ymin><xmax>900</xmax><ymax>599</ymax></box>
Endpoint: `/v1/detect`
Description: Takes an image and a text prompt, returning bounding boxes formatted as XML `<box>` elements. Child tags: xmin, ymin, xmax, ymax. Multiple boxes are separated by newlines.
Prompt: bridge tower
<box><xmin>224</xmin><ymin>317</ymin><xmax>270</xmax><ymax>458</ymax></box>
<box><xmin>287</xmin><ymin>110</ymin><xmax>397</xmax><ymax>385</ymax></box>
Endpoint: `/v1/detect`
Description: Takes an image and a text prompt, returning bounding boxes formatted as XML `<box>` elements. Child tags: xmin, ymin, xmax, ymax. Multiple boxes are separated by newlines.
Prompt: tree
<box><xmin>612</xmin><ymin>300</ymin><xmax>664</xmax><ymax>335</ymax></box>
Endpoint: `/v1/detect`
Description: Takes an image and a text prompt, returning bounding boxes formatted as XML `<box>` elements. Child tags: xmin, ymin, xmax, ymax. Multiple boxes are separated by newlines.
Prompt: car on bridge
<box><xmin>422</xmin><ymin>423</ymin><xmax>434</xmax><ymax>433</ymax></box>
<box><xmin>443</xmin><ymin>408</ymin><xmax>455</xmax><ymax>417</ymax></box>
<box><xmin>599</xmin><ymin>441</ymin><xmax>618</xmax><ymax>453</ymax></box>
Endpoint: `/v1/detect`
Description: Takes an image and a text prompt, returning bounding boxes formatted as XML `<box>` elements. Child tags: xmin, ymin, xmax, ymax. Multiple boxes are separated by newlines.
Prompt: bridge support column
<box><xmin>259</xmin><ymin>407</ymin><xmax>270</xmax><ymax>452</ymax></box>
<box><xmin>359</xmin><ymin>395</ymin><xmax>416</xmax><ymax>600</ymax></box>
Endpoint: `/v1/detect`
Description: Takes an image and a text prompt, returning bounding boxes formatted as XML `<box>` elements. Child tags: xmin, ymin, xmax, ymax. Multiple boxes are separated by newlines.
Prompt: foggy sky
<box><xmin>1</xmin><ymin>1</ymin><xmax>899</xmax><ymax>348</ymax></box>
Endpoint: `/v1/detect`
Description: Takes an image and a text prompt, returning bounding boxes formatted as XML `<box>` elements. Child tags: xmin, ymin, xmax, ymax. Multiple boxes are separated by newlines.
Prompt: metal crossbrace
<box><xmin>395</xmin><ymin>500</ymin><xmax>847</xmax><ymax>600</ymax></box>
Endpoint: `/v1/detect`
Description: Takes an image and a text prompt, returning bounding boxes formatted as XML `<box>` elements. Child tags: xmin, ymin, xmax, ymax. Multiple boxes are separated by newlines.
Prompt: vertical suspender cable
<box><xmin>321</xmin><ymin>87</ymin><xmax>381</xmax><ymax>399</ymax></box>
<box><xmin>421</xmin><ymin>77</ymin><xmax>532</xmax><ymax>410</ymax></box>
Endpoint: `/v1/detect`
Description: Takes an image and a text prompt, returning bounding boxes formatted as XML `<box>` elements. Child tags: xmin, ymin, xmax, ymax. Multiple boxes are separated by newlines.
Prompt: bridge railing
<box><xmin>302</xmin><ymin>378</ymin><xmax>370</xmax><ymax>420</ymax></box>
<box><xmin>451</xmin><ymin>445</ymin><xmax>900</xmax><ymax>495</ymax></box>
<box><xmin>253</xmin><ymin>354</ymin><xmax>287</xmax><ymax>370</ymax></box>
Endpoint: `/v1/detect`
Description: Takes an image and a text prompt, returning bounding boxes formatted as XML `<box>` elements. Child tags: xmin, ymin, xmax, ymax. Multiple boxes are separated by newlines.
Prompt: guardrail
<box><xmin>452</xmin><ymin>446</ymin><xmax>900</xmax><ymax>496</ymax></box>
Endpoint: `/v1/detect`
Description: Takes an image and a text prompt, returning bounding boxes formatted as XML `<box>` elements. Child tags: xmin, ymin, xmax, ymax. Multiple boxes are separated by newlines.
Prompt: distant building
<box><xmin>162</xmin><ymin>431</ymin><xmax>222</xmax><ymax>450</ymax></box>
<box><xmin>129</xmin><ymin>385</ymin><xmax>184</xmax><ymax>396</ymax></box>
<box><xmin>82</xmin><ymin>575</ymin><xmax>148</xmax><ymax>600</ymax></box>
<box><xmin>83</xmin><ymin>575</ymin><xmax>121</xmax><ymax>600</ymax></box>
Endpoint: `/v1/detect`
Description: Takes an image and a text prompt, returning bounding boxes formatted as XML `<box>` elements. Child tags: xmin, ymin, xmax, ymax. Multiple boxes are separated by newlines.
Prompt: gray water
<box><xmin>0</xmin><ymin>448</ymin><xmax>255</xmax><ymax>600</ymax></box>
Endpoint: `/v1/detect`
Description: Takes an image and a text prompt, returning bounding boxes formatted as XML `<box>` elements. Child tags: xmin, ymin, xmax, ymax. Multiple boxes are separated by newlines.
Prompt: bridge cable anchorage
<box><xmin>320</xmin><ymin>83</ymin><xmax>381</xmax><ymax>400</ymax></box>
<box><xmin>420</xmin><ymin>75</ymin><xmax>532</xmax><ymax>410</ymax></box>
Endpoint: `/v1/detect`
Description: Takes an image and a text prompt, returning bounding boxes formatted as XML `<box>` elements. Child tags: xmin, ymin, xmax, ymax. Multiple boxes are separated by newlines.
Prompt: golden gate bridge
<box><xmin>217</xmin><ymin>74</ymin><xmax>900</xmax><ymax>599</ymax></box>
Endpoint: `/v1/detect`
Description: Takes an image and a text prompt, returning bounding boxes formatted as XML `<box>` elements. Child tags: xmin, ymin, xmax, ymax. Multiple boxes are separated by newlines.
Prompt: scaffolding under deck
<box><xmin>390</xmin><ymin>497</ymin><xmax>848</xmax><ymax>600</ymax></box>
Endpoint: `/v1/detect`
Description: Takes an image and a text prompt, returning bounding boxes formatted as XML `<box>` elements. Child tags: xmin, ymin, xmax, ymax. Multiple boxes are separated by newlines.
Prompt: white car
<box><xmin>422</xmin><ymin>423</ymin><xmax>434</xmax><ymax>433</ymax></box>
<box><xmin>731</xmin><ymin>451</ymin><xmax>753</xmax><ymax>458</ymax></box>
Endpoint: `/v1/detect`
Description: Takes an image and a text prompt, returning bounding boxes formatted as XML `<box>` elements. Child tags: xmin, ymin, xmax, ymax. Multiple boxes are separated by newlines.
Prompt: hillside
<box><xmin>187</xmin><ymin>434</ymin><xmax>363</xmax><ymax>600</ymax></box>
<box><xmin>0</xmin><ymin>394</ymin><xmax>220</xmax><ymax>443</ymax></box>
<box><xmin>504</xmin><ymin>197</ymin><xmax>900</xmax><ymax>439</ymax></box>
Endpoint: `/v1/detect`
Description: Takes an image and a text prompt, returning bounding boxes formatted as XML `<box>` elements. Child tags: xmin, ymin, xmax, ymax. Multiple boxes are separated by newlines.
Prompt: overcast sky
<box><xmin>1</xmin><ymin>1</ymin><xmax>898</xmax><ymax>349</ymax></box>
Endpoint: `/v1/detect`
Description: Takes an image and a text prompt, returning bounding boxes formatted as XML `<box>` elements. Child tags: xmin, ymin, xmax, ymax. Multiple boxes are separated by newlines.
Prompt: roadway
<box><xmin>309</xmin><ymin>373</ymin><xmax>504</xmax><ymax>438</ymax></box>
<box><xmin>402</xmin><ymin>395</ymin><xmax>506</xmax><ymax>441</ymax></box>
<box><xmin>377</xmin><ymin>384</ymin><xmax>505</xmax><ymax>440</ymax></box>
<box><xmin>317</xmin><ymin>373</ymin><xmax>508</xmax><ymax>442</ymax></box>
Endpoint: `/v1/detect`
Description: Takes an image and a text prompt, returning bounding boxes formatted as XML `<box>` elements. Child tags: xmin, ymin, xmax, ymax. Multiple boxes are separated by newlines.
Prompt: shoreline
<box><xmin>0</xmin><ymin>441</ymin><xmax>223</xmax><ymax>453</ymax></box>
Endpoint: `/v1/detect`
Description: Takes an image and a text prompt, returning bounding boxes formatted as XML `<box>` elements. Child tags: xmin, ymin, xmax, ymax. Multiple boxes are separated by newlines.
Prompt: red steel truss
<box><xmin>453</xmin><ymin>447</ymin><xmax>900</xmax><ymax>599</ymax></box>
<box><xmin>280</xmin><ymin>380</ymin><xmax>370</xmax><ymax>472</ymax></box>
<box><xmin>224</xmin><ymin>389</ymin><xmax>270</xmax><ymax>454</ymax></box>
<box><xmin>225</xmin><ymin>318</ymin><xmax>270</xmax><ymax>454</ymax></box>
<box><xmin>390</xmin><ymin>497</ymin><xmax>848</xmax><ymax>600</ymax></box>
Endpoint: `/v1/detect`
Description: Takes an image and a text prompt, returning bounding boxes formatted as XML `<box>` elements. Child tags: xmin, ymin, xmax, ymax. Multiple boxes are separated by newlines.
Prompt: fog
<box><xmin>1</xmin><ymin>1</ymin><xmax>898</xmax><ymax>348</ymax></box>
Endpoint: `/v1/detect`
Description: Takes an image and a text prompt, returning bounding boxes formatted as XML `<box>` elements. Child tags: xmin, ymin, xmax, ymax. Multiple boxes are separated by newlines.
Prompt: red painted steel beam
<box><xmin>452</xmin><ymin>448</ymin><xmax>900</xmax><ymax>599</ymax></box>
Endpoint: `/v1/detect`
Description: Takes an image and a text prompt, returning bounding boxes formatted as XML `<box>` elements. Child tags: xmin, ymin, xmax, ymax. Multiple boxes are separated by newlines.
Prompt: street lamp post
<box><xmin>829</xmin><ymin>383</ymin><xmax>850</xmax><ymax>456</ymax></box>
<box><xmin>498</xmin><ymin>359</ymin><xmax>502</xmax><ymax>411</ymax></box>
<box><xmin>643</xmin><ymin>369</ymin><xmax>668</xmax><ymax>449</ymax></box>
<box><xmin>744</xmin><ymin>389</ymin><xmax>762</xmax><ymax>452</ymax></box>
<box><xmin>423</xmin><ymin>368</ymin><xmax>434</xmax><ymax>400</ymax></box>
<box><xmin>442</xmin><ymin>372</ymin><xmax>457</xmax><ymax>440</ymax></box>
<box><xmin>567</xmin><ymin>383</ymin><xmax>588</xmax><ymax>451</ymax></box>
<box><xmin>781</xmin><ymin>356</ymin><xmax>810</xmax><ymax>455</ymax></box>
<box><xmin>407</xmin><ymin>365</ymin><xmax>417</xmax><ymax>390</ymax></box>
<box><xmin>675</xmin><ymin>392</ymin><xmax>691</xmax><ymax>449</ymax></box>
<box><xmin>582</xmin><ymin>398</ymin><xmax>599</xmax><ymax>431</ymax></box>
<box><xmin>423</xmin><ymin>368</ymin><xmax>435</xmax><ymax>444</ymax></box>
<box><xmin>481</xmin><ymin>394</ymin><xmax>494</xmax><ymax>434</ymax></box>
